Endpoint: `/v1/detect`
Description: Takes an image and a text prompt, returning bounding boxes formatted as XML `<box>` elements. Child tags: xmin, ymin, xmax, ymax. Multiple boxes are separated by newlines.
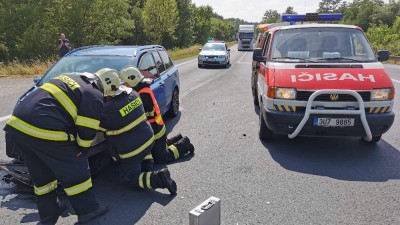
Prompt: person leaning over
<box><xmin>57</xmin><ymin>33</ymin><xmax>72</xmax><ymax>57</ymax></box>
<box><xmin>3</xmin><ymin>68</ymin><xmax>121</xmax><ymax>224</ymax></box>
<box><xmin>119</xmin><ymin>66</ymin><xmax>194</xmax><ymax>171</ymax></box>
<box><xmin>99</xmin><ymin>80</ymin><xmax>177</xmax><ymax>195</ymax></box>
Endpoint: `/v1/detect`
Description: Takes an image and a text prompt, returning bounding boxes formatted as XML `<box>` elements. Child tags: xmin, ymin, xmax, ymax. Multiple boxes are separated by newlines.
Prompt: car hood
<box><xmin>199</xmin><ymin>50</ymin><xmax>225</xmax><ymax>56</ymax></box>
<box><xmin>269</xmin><ymin>63</ymin><xmax>393</xmax><ymax>90</ymax></box>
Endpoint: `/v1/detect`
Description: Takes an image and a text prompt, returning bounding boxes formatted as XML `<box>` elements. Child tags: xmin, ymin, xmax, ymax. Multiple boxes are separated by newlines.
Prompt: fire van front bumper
<box><xmin>262</xmin><ymin>108</ymin><xmax>394</xmax><ymax>137</ymax></box>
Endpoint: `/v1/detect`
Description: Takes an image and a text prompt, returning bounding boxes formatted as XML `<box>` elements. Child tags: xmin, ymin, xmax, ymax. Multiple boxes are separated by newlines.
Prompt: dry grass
<box><xmin>0</xmin><ymin>58</ymin><xmax>56</xmax><ymax>77</ymax></box>
<box><xmin>0</xmin><ymin>42</ymin><xmax>239</xmax><ymax>77</ymax></box>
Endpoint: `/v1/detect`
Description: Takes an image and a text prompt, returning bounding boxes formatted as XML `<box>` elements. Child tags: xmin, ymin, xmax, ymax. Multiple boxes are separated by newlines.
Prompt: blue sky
<box><xmin>191</xmin><ymin>0</ymin><xmax>390</xmax><ymax>23</ymax></box>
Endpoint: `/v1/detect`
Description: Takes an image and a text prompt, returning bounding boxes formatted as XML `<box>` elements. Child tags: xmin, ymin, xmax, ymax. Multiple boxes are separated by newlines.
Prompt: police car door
<box><xmin>138</xmin><ymin>53</ymin><xmax>166</xmax><ymax>111</ymax></box>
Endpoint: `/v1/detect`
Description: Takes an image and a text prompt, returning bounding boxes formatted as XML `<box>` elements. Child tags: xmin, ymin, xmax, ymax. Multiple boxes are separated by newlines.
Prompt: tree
<box><xmin>142</xmin><ymin>0</ymin><xmax>179</xmax><ymax>48</ymax></box>
<box><xmin>175</xmin><ymin>0</ymin><xmax>194</xmax><ymax>47</ymax></box>
<box><xmin>192</xmin><ymin>5</ymin><xmax>213</xmax><ymax>44</ymax></box>
<box><xmin>343</xmin><ymin>0</ymin><xmax>385</xmax><ymax>31</ymax></box>
<box><xmin>284</xmin><ymin>6</ymin><xmax>297</xmax><ymax>14</ymax></box>
<box><xmin>262</xmin><ymin>10</ymin><xmax>280</xmax><ymax>23</ymax></box>
<box><xmin>317</xmin><ymin>0</ymin><xmax>348</xmax><ymax>13</ymax></box>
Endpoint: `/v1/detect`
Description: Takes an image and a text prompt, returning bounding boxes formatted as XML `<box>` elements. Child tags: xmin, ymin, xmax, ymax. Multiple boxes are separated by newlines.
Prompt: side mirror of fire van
<box><xmin>253</xmin><ymin>48</ymin><xmax>265</xmax><ymax>62</ymax></box>
<box><xmin>377</xmin><ymin>50</ymin><xmax>389</xmax><ymax>62</ymax></box>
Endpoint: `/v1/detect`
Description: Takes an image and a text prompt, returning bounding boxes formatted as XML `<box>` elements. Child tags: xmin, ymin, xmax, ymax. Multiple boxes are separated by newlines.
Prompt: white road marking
<box><xmin>0</xmin><ymin>115</ymin><xmax>11</xmax><ymax>123</ymax></box>
<box><xmin>175</xmin><ymin>59</ymin><xmax>198</xmax><ymax>67</ymax></box>
<box><xmin>237</xmin><ymin>52</ymin><xmax>247</xmax><ymax>63</ymax></box>
<box><xmin>181</xmin><ymin>68</ymin><xmax>231</xmax><ymax>99</ymax></box>
<box><xmin>392</xmin><ymin>79</ymin><xmax>400</xmax><ymax>84</ymax></box>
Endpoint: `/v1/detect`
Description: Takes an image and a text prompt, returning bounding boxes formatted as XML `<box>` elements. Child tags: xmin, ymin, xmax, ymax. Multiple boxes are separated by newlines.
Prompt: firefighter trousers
<box><xmin>141</xmin><ymin>124</ymin><xmax>192</xmax><ymax>171</ymax></box>
<box><xmin>10</xmin><ymin>133</ymin><xmax>98</xmax><ymax>221</ymax></box>
<box><xmin>118</xmin><ymin>141</ymin><xmax>161</xmax><ymax>189</ymax></box>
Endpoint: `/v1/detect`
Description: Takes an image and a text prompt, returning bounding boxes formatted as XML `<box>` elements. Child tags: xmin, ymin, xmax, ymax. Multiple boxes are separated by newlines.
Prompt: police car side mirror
<box><xmin>33</xmin><ymin>77</ymin><xmax>41</xmax><ymax>84</ymax></box>
<box><xmin>199</xmin><ymin>48</ymin><xmax>202</xmax><ymax>51</ymax></box>
<box><xmin>253</xmin><ymin>48</ymin><xmax>265</xmax><ymax>62</ymax></box>
<box><xmin>377</xmin><ymin>50</ymin><xmax>389</xmax><ymax>62</ymax></box>
<box><xmin>227</xmin><ymin>49</ymin><xmax>231</xmax><ymax>52</ymax></box>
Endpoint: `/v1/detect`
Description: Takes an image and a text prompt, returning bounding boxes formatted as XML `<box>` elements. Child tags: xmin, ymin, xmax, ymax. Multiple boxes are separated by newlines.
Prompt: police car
<box><xmin>252</xmin><ymin>13</ymin><xmax>394</xmax><ymax>143</ymax></box>
<box><xmin>198</xmin><ymin>41</ymin><xmax>231</xmax><ymax>68</ymax></box>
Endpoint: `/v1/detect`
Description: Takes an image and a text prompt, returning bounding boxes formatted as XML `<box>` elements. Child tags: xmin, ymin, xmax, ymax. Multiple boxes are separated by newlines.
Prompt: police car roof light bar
<box><xmin>282</xmin><ymin>13</ymin><xmax>343</xmax><ymax>22</ymax></box>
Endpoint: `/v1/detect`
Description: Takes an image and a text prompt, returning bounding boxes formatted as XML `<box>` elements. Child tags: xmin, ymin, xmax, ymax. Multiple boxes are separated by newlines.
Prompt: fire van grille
<box><xmin>296</xmin><ymin>91</ymin><xmax>371</xmax><ymax>102</ymax></box>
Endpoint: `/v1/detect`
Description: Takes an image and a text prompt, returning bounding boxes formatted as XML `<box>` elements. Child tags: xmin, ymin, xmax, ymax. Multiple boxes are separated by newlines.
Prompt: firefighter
<box><xmin>3</xmin><ymin>69</ymin><xmax>120</xmax><ymax>224</ymax></box>
<box><xmin>119</xmin><ymin>66</ymin><xmax>194</xmax><ymax>170</ymax></box>
<box><xmin>99</xmin><ymin>83</ymin><xmax>177</xmax><ymax>195</ymax></box>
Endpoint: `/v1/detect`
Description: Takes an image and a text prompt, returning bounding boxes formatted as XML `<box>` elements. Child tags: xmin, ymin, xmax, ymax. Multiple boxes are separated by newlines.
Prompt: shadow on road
<box><xmin>164</xmin><ymin>111</ymin><xmax>181</xmax><ymax>135</ymax></box>
<box><xmin>261</xmin><ymin>136</ymin><xmax>400</xmax><ymax>182</ymax></box>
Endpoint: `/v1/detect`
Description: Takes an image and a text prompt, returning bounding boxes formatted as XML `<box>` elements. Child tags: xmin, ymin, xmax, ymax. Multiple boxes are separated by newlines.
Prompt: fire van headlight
<box><xmin>275</xmin><ymin>88</ymin><xmax>297</xmax><ymax>100</ymax></box>
<box><xmin>371</xmin><ymin>88</ymin><xmax>391</xmax><ymax>101</ymax></box>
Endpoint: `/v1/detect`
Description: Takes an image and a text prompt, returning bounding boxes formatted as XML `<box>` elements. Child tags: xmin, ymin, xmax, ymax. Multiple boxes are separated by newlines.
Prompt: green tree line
<box><xmin>261</xmin><ymin>0</ymin><xmax>400</xmax><ymax>55</ymax></box>
<box><xmin>0</xmin><ymin>0</ymin><xmax>247</xmax><ymax>62</ymax></box>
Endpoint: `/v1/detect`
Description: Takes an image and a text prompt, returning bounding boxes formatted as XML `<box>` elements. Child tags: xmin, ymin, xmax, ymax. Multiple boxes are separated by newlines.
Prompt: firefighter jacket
<box><xmin>100</xmin><ymin>90</ymin><xmax>154</xmax><ymax>160</ymax></box>
<box><xmin>4</xmin><ymin>74</ymin><xmax>103</xmax><ymax>150</ymax></box>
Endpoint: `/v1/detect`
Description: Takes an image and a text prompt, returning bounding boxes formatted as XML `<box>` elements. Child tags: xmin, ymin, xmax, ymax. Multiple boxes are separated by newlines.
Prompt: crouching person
<box><xmin>119</xmin><ymin>66</ymin><xmax>194</xmax><ymax>170</ymax></box>
<box><xmin>100</xmin><ymin>82</ymin><xmax>177</xmax><ymax>195</ymax></box>
<box><xmin>3</xmin><ymin>69</ymin><xmax>118</xmax><ymax>224</ymax></box>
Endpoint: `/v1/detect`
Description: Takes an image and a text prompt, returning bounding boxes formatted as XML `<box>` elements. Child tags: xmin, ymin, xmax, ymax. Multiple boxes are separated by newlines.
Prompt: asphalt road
<box><xmin>0</xmin><ymin>48</ymin><xmax>400</xmax><ymax>225</ymax></box>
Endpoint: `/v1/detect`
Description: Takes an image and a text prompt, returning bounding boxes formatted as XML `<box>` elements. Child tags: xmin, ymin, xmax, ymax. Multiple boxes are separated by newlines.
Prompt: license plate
<box><xmin>313</xmin><ymin>118</ymin><xmax>355</xmax><ymax>127</ymax></box>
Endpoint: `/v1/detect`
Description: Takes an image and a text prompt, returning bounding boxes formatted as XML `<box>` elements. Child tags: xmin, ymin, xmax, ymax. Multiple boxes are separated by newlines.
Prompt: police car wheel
<box><xmin>361</xmin><ymin>135</ymin><xmax>381</xmax><ymax>143</ymax></box>
<box><xmin>166</xmin><ymin>88</ymin><xmax>179</xmax><ymax>117</ymax></box>
<box><xmin>259</xmin><ymin>110</ymin><xmax>273</xmax><ymax>140</ymax></box>
<box><xmin>198</xmin><ymin>64</ymin><xmax>202</xmax><ymax>68</ymax></box>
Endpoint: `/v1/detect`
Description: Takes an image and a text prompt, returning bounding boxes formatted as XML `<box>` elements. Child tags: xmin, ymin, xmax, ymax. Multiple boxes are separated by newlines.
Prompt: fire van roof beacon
<box><xmin>281</xmin><ymin>13</ymin><xmax>343</xmax><ymax>23</ymax></box>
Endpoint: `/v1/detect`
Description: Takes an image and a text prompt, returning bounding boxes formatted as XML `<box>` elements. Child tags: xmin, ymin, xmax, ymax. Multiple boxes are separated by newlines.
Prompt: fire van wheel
<box><xmin>166</xmin><ymin>88</ymin><xmax>179</xmax><ymax>118</ymax></box>
<box><xmin>362</xmin><ymin>135</ymin><xmax>382</xmax><ymax>143</ymax></box>
<box><xmin>259</xmin><ymin>111</ymin><xmax>273</xmax><ymax>140</ymax></box>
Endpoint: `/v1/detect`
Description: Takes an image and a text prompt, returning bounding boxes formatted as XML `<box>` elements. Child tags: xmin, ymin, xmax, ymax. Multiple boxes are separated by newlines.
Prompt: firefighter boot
<box><xmin>183</xmin><ymin>136</ymin><xmax>195</xmax><ymax>154</ymax></box>
<box><xmin>155</xmin><ymin>168</ymin><xmax>177</xmax><ymax>195</ymax></box>
<box><xmin>166</xmin><ymin>133</ymin><xmax>183</xmax><ymax>145</ymax></box>
<box><xmin>174</xmin><ymin>136</ymin><xmax>194</xmax><ymax>156</ymax></box>
<box><xmin>37</xmin><ymin>192</ymin><xmax>67</xmax><ymax>224</ymax></box>
<box><xmin>37</xmin><ymin>191</ymin><xmax>67</xmax><ymax>225</ymax></box>
<box><xmin>77</xmin><ymin>204</ymin><xmax>109</xmax><ymax>224</ymax></box>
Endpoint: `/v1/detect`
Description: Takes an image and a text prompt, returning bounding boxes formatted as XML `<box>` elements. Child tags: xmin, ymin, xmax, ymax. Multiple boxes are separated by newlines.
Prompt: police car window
<box><xmin>138</xmin><ymin>53</ymin><xmax>159</xmax><ymax>79</ymax></box>
<box><xmin>203</xmin><ymin>43</ymin><xmax>225</xmax><ymax>51</ymax></box>
<box><xmin>159</xmin><ymin>50</ymin><xmax>173</xmax><ymax>70</ymax></box>
<box><xmin>152</xmin><ymin>51</ymin><xmax>166</xmax><ymax>74</ymax></box>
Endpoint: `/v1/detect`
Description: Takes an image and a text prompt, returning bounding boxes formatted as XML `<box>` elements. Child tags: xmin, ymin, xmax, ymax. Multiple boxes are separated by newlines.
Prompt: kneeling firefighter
<box><xmin>3</xmin><ymin>69</ymin><xmax>118</xmax><ymax>224</ymax></box>
<box><xmin>119</xmin><ymin>66</ymin><xmax>194</xmax><ymax>170</ymax></box>
<box><xmin>99</xmin><ymin>80</ymin><xmax>177</xmax><ymax>195</ymax></box>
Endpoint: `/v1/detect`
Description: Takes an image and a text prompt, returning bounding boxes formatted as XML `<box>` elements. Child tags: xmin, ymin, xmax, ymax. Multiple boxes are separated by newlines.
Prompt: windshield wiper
<box><xmin>316</xmin><ymin>57</ymin><xmax>363</xmax><ymax>62</ymax></box>
<box><xmin>272</xmin><ymin>57</ymin><xmax>317</xmax><ymax>63</ymax></box>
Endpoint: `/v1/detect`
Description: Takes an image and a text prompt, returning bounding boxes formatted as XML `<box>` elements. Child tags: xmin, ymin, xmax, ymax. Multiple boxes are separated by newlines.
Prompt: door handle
<box><xmin>159</xmin><ymin>82</ymin><xmax>165</xmax><ymax>86</ymax></box>
<box><xmin>167</xmin><ymin>74</ymin><xmax>171</xmax><ymax>78</ymax></box>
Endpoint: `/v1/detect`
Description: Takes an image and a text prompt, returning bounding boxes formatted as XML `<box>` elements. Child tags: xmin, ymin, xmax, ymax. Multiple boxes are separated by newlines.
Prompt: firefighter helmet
<box><xmin>94</xmin><ymin>68</ymin><xmax>120</xmax><ymax>97</ymax></box>
<box><xmin>119</xmin><ymin>66</ymin><xmax>144</xmax><ymax>88</ymax></box>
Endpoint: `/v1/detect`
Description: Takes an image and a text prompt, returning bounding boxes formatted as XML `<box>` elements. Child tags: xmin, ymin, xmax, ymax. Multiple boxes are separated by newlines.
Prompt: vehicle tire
<box><xmin>259</xmin><ymin>110</ymin><xmax>273</xmax><ymax>140</ymax></box>
<box><xmin>198</xmin><ymin>64</ymin><xmax>202</xmax><ymax>68</ymax></box>
<box><xmin>361</xmin><ymin>135</ymin><xmax>381</xmax><ymax>143</ymax></box>
<box><xmin>253</xmin><ymin>87</ymin><xmax>259</xmax><ymax>106</ymax></box>
<box><xmin>224</xmin><ymin>63</ymin><xmax>228</xmax><ymax>68</ymax></box>
<box><xmin>166</xmin><ymin>88</ymin><xmax>179</xmax><ymax>118</ymax></box>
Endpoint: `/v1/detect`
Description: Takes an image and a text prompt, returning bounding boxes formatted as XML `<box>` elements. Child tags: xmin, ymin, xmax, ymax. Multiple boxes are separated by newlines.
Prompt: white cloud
<box><xmin>192</xmin><ymin>0</ymin><xmax>390</xmax><ymax>23</ymax></box>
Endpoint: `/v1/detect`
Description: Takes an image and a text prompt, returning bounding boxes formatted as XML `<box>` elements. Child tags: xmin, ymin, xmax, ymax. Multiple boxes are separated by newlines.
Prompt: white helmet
<box><xmin>119</xmin><ymin>66</ymin><xmax>144</xmax><ymax>87</ymax></box>
<box><xmin>94</xmin><ymin>68</ymin><xmax>120</xmax><ymax>97</ymax></box>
